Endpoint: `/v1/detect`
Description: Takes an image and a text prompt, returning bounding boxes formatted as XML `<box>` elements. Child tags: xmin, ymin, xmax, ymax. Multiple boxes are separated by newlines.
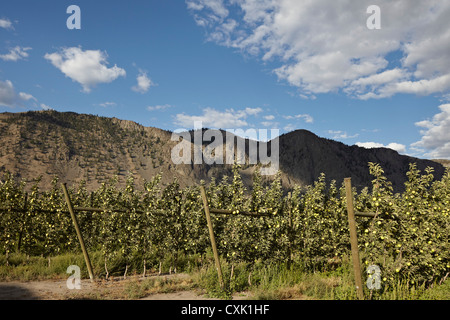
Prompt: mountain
<box><xmin>0</xmin><ymin>110</ymin><xmax>446</xmax><ymax>192</ymax></box>
<box><xmin>277</xmin><ymin>130</ymin><xmax>445</xmax><ymax>191</ymax></box>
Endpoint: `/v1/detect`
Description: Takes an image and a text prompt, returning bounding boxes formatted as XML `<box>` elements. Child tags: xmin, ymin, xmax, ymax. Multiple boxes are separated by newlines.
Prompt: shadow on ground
<box><xmin>0</xmin><ymin>284</ymin><xmax>37</xmax><ymax>300</ymax></box>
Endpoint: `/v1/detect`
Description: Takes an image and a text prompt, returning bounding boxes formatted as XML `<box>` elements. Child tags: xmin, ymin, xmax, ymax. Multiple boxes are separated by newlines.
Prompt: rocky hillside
<box><xmin>0</xmin><ymin>110</ymin><xmax>445</xmax><ymax>192</ymax></box>
<box><xmin>277</xmin><ymin>129</ymin><xmax>445</xmax><ymax>191</ymax></box>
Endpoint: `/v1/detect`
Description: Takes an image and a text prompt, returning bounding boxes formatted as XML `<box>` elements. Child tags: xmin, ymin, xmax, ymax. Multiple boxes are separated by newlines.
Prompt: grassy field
<box><xmin>0</xmin><ymin>252</ymin><xmax>448</xmax><ymax>300</ymax></box>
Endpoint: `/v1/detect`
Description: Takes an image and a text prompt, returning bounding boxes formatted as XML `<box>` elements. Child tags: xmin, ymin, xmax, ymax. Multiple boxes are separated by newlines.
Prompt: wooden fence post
<box><xmin>200</xmin><ymin>186</ymin><xmax>224</xmax><ymax>289</ymax></box>
<box><xmin>344</xmin><ymin>178</ymin><xmax>364</xmax><ymax>300</ymax></box>
<box><xmin>62</xmin><ymin>183</ymin><xmax>95</xmax><ymax>282</ymax></box>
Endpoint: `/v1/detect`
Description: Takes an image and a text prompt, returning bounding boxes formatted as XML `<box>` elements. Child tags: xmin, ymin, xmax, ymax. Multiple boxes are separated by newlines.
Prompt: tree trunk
<box><xmin>142</xmin><ymin>259</ymin><xmax>146</xmax><ymax>278</ymax></box>
<box><xmin>230</xmin><ymin>264</ymin><xmax>234</xmax><ymax>282</ymax></box>
<box><xmin>104</xmin><ymin>258</ymin><xmax>109</xmax><ymax>280</ymax></box>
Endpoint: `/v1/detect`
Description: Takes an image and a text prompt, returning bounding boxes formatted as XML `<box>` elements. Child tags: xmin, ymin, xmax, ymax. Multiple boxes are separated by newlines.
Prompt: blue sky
<box><xmin>1</xmin><ymin>0</ymin><xmax>450</xmax><ymax>159</ymax></box>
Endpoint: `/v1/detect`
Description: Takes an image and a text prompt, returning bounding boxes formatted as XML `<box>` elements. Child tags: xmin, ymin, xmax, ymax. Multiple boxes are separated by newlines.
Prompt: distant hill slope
<box><xmin>277</xmin><ymin>129</ymin><xmax>445</xmax><ymax>191</ymax></box>
<box><xmin>0</xmin><ymin>110</ymin><xmax>445</xmax><ymax>192</ymax></box>
<box><xmin>433</xmin><ymin>159</ymin><xmax>450</xmax><ymax>168</ymax></box>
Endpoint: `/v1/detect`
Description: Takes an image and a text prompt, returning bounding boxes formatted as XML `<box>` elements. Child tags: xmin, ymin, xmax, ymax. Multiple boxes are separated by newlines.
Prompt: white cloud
<box><xmin>0</xmin><ymin>80</ymin><xmax>36</xmax><ymax>108</ymax></box>
<box><xmin>98</xmin><ymin>102</ymin><xmax>117</xmax><ymax>107</ymax></box>
<box><xmin>386</xmin><ymin>143</ymin><xmax>407</xmax><ymax>155</ymax></box>
<box><xmin>439</xmin><ymin>93</ymin><xmax>450</xmax><ymax>103</ymax></box>
<box><xmin>40</xmin><ymin>103</ymin><xmax>52</xmax><ymax>110</ymax></box>
<box><xmin>18</xmin><ymin>92</ymin><xmax>36</xmax><ymax>101</ymax></box>
<box><xmin>346</xmin><ymin>68</ymin><xmax>410</xmax><ymax>99</ymax></box>
<box><xmin>357</xmin><ymin>142</ymin><xmax>384</xmax><ymax>149</ymax></box>
<box><xmin>261</xmin><ymin>120</ymin><xmax>280</xmax><ymax>128</ymax></box>
<box><xmin>0</xmin><ymin>46</ymin><xmax>31</xmax><ymax>62</ymax></box>
<box><xmin>356</xmin><ymin>141</ymin><xmax>407</xmax><ymax>154</ymax></box>
<box><xmin>188</xmin><ymin>0</ymin><xmax>450</xmax><ymax>99</ymax></box>
<box><xmin>174</xmin><ymin>106</ymin><xmax>261</xmax><ymax>128</ymax></box>
<box><xmin>147</xmin><ymin>104</ymin><xmax>172</xmax><ymax>111</ymax></box>
<box><xmin>350</xmin><ymin>69</ymin><xmax>407</xmax><ymax>88</ymax></box>
<box><xmin>383</xmin><ymin>74</ymin><xmax>450</xmax><ymax>97</ymax></box>
<box><xmin>44</xmin><ymin>47</ymin><xmax>126</xmax><ymax>93</ymax></box>
<box><xmin>132</xmin><ymin>70</ymin><xmax>154</xmax><ymax>93</ymax></box>
<box><xmin>328</xmin><ymin>130</ymin><xmax>359</xmax><ymax>140</ymax></box>
<box><xmin>283</xmin><ymin>114</ymin><xmax>313</xmax><ymax>123</ymax></box>
<box><xmin>244</xmin><ymin>107</ymin><xmax>263</xmax><ymax>115</ymax></box>
<box><xmin>283</xmin><ymin>123</ymin><xmax>296</xmax><ymax>132</ymax></box>
<box><xmin>186</xmin><ymin>0</ymin><xmax>229</xmax><ymax>26</ymax></box>
<box><xmin>411</xmin><ymin>104</ymin><xmax>450</xmax><ymax>159</ymax></box>
<box><xmin>0</xmin><ymin>18</ymin><xmax>13</xmax><ymax>30</ymax></box>
<box><xmin>264</xmin><ymin>115</ymin><xmax>275</xmax><ymax>120</ymax></box>
<box><xmin>361</xmin><ymin>128</ymin><xmax>380</xmax><ymax>133</ymax></box>
<box><xmin>0</xmin><ymin>80</ymin><xmax>17</xmax><ymax>107</ymax></box>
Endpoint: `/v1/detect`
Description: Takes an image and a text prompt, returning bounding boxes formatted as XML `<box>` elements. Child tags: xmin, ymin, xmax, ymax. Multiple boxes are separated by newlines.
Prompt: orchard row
<box><xmin>0</xmin><ymin>163</ymin><xmax>448</xmax><ymax>287</ymax></box>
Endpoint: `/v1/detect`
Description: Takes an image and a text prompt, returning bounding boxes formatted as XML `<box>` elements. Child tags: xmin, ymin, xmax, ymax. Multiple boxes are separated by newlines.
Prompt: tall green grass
<box><xmin>0</xmin><ymin>250</ymin><xmax>206</xmax><ymax>281</ymax></box>
<box><xmin>191</xmin><ymin>256</ymin><xmax>449</xmax><ymax>300</ymax></box>
<box><xmin>1</xmin><ymin>252</ymin><xmax>448</xmax><ymax>300</ymax></box>
<box><xmin>0</xmin><ymin>252</ymin><xmax>98</xmax><ymax>281</ymax></box>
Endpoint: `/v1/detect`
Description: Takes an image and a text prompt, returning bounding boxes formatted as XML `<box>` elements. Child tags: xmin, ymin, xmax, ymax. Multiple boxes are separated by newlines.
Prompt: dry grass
<box><xmin>122</xmin><ymin>274</ymin><xmax>197</xmax><ymax>299</ymax></box>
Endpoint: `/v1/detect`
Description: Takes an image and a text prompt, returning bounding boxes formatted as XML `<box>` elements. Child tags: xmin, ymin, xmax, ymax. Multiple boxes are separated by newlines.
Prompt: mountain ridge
<box><xmin>0</xmin><ymin>110</ymin><xmax>445</xmax><ymax>192</ymax></box>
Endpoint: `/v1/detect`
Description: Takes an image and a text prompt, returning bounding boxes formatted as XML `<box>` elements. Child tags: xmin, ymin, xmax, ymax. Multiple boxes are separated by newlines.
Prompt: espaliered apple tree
<box><xmin>259</xmin><ymin>170</ymin><xmax>290</xmax><ymax>263</ymax></box>
<box><xmin>39</xmin><ymin>177</ymin><xmax>75</xmax><ymax>256</ymax></box>
<box><xmin>180</xmin><ymin>185</ymin><xmax>209</xmax><ymax>256</ymax></box>
<box><xmin>139</xmin><ymin>174</ymin><xmax>162</xmax><ymax>275</ymax></box>
<box><xmin>359</xmin><ymin>163</ymin><xmax>449</xmax><ymax>290</ymax></box>
<box><xmin>0</xmin><ymin>172</ymin><xmax>26</xmax><ymax>258</ymax></box>
<box><xmin>156</xmin><ymin>179</ymin><xmax>191</xmax><ymax>272</ymax></box>
<box><xmin>96</xmin><ymin>176</ymin><xmax>123</xmax><ymax>278</ymax></box>
<box><xmin>297</xmin><ymin>173</ymin><xmax>346</xmax><ymax>271</ymax></box>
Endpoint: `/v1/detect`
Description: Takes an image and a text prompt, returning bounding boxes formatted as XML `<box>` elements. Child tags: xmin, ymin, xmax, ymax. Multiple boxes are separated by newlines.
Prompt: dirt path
<box><xmin>0</xmin><ymin>274</ymin><xmax>250</xmax><ymax>300</ymax></box>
